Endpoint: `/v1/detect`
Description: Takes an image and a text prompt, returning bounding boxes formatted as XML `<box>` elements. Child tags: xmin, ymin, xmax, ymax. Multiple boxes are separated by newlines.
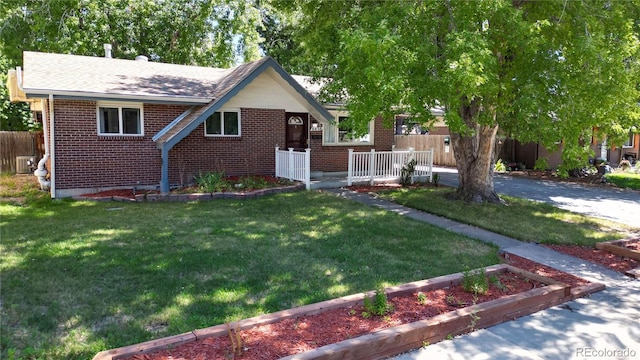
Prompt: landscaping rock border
<box><xmin>73</xmin><ymin>183</ymin><xmax>306</xmax><ymax>202</ymax></box>
<box><xmin>92</xmin><ymin>264</ymin><xmax>604</xmax><ymax>360</ymax></box>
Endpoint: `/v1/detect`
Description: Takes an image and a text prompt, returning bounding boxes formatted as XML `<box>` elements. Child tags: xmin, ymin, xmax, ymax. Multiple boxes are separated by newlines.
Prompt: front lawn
<box><xmin>0</xmin><ymin>192</ymin><xmax>499</xmax><ymax>360</ymax></box>
<box><xmin>605</xmin><ymin>172</ymin><xmax>640</xmax><ymax>190</ymax></box>
<box><xmin>379</xmin><ymin>187</ymin><xmax>635</xmax><ymax>246</ymax></box>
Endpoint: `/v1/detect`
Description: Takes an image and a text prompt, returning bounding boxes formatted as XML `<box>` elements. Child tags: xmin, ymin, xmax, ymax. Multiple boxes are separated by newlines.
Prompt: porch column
<box><xmin>160</xmin><ymin>147</ymin><xmax>170</xmax><ymax>194</ymax></box>
<box><xmin>304</xmin><ymin>148</ymin><xmax>311</xmax><ymax>190</ymax></box>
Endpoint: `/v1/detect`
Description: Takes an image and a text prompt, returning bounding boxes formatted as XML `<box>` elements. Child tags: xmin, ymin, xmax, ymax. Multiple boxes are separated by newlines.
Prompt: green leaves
<box><xmin>294</xmin><ymin>0</ymin><xmax>640</xmax><ymax>182</ymax></box>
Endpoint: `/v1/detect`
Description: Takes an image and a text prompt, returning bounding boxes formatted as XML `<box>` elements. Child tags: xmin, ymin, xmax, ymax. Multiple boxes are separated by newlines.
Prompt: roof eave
<box><xmin>23</xmin><ymin>89</ymin><xmax>212</xmax><ymax>104</ymax></box>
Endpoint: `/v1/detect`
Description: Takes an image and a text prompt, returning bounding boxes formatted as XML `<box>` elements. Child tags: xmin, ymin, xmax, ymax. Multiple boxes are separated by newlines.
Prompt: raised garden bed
<box><xmin>595</xmin><ymin>237</ymin><xmax>640</xmax><ymax>278</ymax></box>
<box><xmin>93</xmin><ymin>264</ymin><xmax>603</xmax><ymax>360</ymax></box>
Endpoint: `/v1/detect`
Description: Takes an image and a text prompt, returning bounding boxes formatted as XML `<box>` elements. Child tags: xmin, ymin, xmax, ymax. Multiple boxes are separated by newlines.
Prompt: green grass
<box><xmin>605</xmin><ymin>172</ymin><xmax>640</xmax><ymax>190</ymax></box>
<box><xmin>379</xmin><ymin>187</ymin><xmax>635</xmax><ymax>246</ymax></box>
<box><xmin>0</xmin><ymin>174</ymin><xmax>47</xmax><ymax>202</ymax></box>
<box><xmin>0</xmin><ymin>192</ymin><xmax>499</xmax><ymax>360</ymax></box>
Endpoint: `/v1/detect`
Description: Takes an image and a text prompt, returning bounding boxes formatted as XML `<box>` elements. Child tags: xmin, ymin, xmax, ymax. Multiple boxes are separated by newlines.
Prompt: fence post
<box><xmin>304</xmin><ymin>148</ymin><xmax>311</xmax><ymax>190</ymax></box>
<box><xmin>348</xmin><ymin>149</ymin><xmax>354</xmax><ymax>186</ymax></box>
<box><xmin>288</xmin><ymin>148</ymin><xmax>294</xmax><ymax>180</ymax></box>
<box><xmin>275</xmin><ymin>146</ymin><xmax>280</xmax><ymax>178</ymax></box>
<box><xmin>428</xmin><ymin>148</ymin><xmax>434</xmax><ymax>182</ymax></box>
<box><xmin>369</xmin><ymin>149</ymin><xmax>375</xmax><ymax>185</ymax></box>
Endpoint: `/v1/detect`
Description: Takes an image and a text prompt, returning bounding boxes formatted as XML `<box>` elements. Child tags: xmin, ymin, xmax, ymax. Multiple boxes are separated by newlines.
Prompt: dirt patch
<box><xmin>544</xmin><ymin>244</ymin><xmax>640</xmax><ymax>274</ymax></box>
<box><xmin>122</xmin><ymin>258</ymin><xmax>586</xmax><ymax>360</ymax></box>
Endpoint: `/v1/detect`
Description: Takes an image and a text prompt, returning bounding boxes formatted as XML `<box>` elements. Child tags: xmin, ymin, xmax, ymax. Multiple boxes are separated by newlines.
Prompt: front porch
<box><xmin>275</xmin><ymin>147</ymin><xmax>435</xmax><ymax>190</ymax></box>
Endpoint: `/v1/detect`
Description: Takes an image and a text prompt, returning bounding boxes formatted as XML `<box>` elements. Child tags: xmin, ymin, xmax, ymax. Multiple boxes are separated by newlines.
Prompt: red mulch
<box><xmin>80</xmin><ymin>176</ymin><xmax>290</xmax><ymax>200</ymax></box>
<box><xmin>544</xmin><ymin>243</ymin><xmax>640</xmax><ymax>274</ymax></box>
<box><xmin>123</xmin><ymin>257</ymin><xmax>587</xmax><ymax>360</ymax></box>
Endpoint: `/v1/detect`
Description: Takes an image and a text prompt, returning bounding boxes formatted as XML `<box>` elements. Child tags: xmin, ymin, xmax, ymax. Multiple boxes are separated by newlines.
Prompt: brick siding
<box><xmin>53</xmin><ymin>100</ymin><xmax>190</xmax><ymax>191</ymax></box>
<box><xmin>169</xmin><ymin>108</ymin><xmax>285</xmax><ymax>185</ymax></box>
<box><xmin>309</xmin><ymin>116</ymin><xmax>394</xmax><ymax>172</ymax></box>
<box><xmin>52</xmin><ymin>100</ymin><xmax>393</xmax><ymax>193</ymax></box>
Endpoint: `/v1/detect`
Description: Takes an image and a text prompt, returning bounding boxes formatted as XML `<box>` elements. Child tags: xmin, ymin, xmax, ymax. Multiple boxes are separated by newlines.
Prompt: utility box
<box><xmin>16</xmin><ymin>156</ymin><xmax>33</xmax><ymax>174</ymax></box>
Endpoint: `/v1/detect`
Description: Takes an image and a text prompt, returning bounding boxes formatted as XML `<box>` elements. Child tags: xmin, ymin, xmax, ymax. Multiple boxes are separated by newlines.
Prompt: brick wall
<box><xmin>52</xmin><ymin>100</ymin><xmax>394</xmax><ymax>193</ymax></box>
<box><xmin>170</xmin><ymin>108</ymin><xmax>285</xmax><ymax>185</ymax></box>
<box><xmin>53</xmin><ymin>100</ymin><xmax>189</xmax><ymax>191</ymax></box>
<box><xmin>310</xmin><ymin>116</ymin><xmax>394</xmax><ymax>172</ymax></box>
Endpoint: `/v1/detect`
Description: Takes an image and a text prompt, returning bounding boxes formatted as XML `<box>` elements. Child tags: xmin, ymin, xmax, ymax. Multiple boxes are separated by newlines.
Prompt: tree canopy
<box><xmin>291</xmin><ymin>0</ymin><xmax>640</xmax><ymax>202</ymax></box>
<box><xmin>0</xmin><ymin>0</ymin><xmax>270</xmax><ymax>130</ymax></box>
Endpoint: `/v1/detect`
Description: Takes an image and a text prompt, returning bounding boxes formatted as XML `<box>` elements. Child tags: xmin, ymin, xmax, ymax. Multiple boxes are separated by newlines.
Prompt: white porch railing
<box><xmin>347</xmin><ymin>147</ymin><xmax>434</xmax><ymax>186</ymax></box>
<box><xmin>275</xmin><ymin>147</ymin><xmax>311</xmax><ymax>190</ymax></box>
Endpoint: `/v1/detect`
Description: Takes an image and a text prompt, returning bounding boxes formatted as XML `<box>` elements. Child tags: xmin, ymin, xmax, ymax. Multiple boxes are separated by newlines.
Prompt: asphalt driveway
<box><xmin>434</xmin><ymin>167</ymin><xmax>640</xmax><ymax>228</ymax></box>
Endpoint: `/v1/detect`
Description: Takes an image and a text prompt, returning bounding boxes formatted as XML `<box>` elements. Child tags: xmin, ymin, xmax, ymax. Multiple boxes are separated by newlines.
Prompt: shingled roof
<box><xmin>21</xmin><ymin>51</ymin><xmax>232</xmax><ymax>102</ymax></box>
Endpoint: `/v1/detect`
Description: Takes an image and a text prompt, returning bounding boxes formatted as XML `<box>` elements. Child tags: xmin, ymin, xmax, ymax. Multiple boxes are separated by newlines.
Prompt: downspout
<box><xmin>49</xmin><ymin>94</ymin><xmax>56</xmax><ymax>198</ymax></box>
<box><xmin>16</xmin><ymin>66</ymin><xmax>51</xmax><ymax>192</ymax></box>
<box><xmin>33</xmin><ymin>97</ymin><xmax>51</xmax><ymax>192</ymax></box>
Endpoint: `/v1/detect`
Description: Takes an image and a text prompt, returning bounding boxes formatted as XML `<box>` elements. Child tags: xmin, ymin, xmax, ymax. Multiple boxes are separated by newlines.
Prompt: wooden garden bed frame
<box><xmin>92</xmin><ymin>264</ymin><xmax>603</xmax><ymax>360</ymax></box>
<box><xmin>596</xmin><ymin>237</ymin><xmax>640</xmax><ymax>278</ymax></box>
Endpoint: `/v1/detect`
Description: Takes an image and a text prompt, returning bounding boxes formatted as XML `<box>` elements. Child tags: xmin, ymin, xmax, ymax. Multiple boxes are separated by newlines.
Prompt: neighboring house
<box><xmin>502</xmin><ymin>129</ymin><xmax>639</xmax><ymax>170</ymax></box>
<box><xmin>7</xmin><ymin>51</ymin><xmax>394</xmax><ymax>198</ymax></box>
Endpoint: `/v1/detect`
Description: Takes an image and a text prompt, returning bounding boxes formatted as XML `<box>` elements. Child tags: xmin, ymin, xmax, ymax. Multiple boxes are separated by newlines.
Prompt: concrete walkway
<box><xmin>324</xmin><ymin>188</ymin><xmax>640</xmax><ymax>360</ymax></box>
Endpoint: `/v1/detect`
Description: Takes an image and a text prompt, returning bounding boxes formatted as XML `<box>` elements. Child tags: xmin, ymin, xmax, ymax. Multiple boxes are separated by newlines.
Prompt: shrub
<box><xmin>195</xmin><ymin>172</ymin><xmax>231</xmax><ymax>192</ymax></box>
<box><xmin>494</xmin><ymin>159</ymin><xmax>507</xmax><ymax>172</ymax></box>
<box><xmin>462</xmin><ymin>267</ymin><xmax>489</xmax><ymax>295</ymax></box>
<box><xmin>618</xmin><ymin>159</ymin><xmax>632</xmax><ymax>172</ymax></box>
<box><xmin>400</xmin><ymin>159</ymin><xmax>417</xmax><ymax>187</ymax></box>
<box><xmin>363</xmin><ymin>287</ymin><xmax>394</xmax><ymax>317</ymax></box>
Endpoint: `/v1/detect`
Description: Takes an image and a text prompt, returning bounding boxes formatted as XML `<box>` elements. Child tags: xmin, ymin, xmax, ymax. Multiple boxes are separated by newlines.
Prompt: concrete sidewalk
<box><xmin>324</xmin><ymin>188</ymin><xmax>640</xmax><ymax>360</ymax></box>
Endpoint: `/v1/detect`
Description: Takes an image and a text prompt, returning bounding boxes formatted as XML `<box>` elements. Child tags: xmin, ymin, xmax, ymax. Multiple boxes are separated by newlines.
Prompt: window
<box><xmin>205</xmin><ymin>111</ymin><xmax>240</xmax><ymax>136</ymax></box>
<box><xmin>623</xmin><ymin>130</ymin><xmax>635</xmax><ymax>148</ymax></box>
<box><xmin>97</xmin><ymin>102</ymin><xmax>143</xmax><ymax>136</ymax></box>
<box><xmin>324</xmin><ymin>115</ymin><xmax>373</xmax><ymax>145</ymax></box>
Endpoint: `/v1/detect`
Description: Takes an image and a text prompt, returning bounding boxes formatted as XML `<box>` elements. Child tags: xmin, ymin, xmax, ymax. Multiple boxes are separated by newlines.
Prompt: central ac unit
<box><xmin>16</xmin><ymin>156</ymin><xmax>34</xmax><ymax>174</ymax></box>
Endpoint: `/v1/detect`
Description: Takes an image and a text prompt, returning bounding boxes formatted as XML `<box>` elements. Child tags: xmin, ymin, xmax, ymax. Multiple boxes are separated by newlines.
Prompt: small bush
<box><xmin>400</xmin><ymin>159</ymin><xmax>417</xmax><ymax>187</ymax></box>
<box><xmin>618</xmin><ymin>160</ymin><xmax>632</xmax><ymax>172</ymax></box>
<box><xmin>363</xmin><ymin>287</ymin><xmax>394</xmax><ymax>317</ymax></box>
<box><xmin>494</xmin><ymin>159</ymin><xmax>507</xmax><ymax>172</ymax></box>
<box><xmin>195</xmin><ymin>172</ymin><xmax>230</xmax><ymax>192</ymax></box>
<box><xmin>462</xmin><ymin>267</ymin><xmax>489</xmax><ymax>295</ymax></box>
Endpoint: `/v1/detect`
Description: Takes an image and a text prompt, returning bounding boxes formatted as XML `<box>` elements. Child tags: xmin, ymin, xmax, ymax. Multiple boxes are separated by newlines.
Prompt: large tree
<box><xmin>0</xmin><ymin>0</ymin><xmax>265</xmax><ymax>67</ymax></box>
<box><xmin>293</xmin><ymin>0</ymin><xmax>640</xmax><ymax>203</ymax></box>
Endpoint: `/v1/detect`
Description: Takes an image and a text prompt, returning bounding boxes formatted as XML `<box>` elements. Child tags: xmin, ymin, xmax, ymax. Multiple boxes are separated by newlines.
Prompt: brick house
<box><xmin>7</xmin><ymin>51</ymin><xmax>395</xmax><ymax>198</ymax></box>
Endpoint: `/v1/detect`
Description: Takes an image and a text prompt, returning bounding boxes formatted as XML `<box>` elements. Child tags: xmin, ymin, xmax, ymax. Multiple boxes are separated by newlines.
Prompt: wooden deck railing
<box><xmin>348</xmin><ymin>148</ymin><xmax>434</xmax><ymax>186</ymax></box>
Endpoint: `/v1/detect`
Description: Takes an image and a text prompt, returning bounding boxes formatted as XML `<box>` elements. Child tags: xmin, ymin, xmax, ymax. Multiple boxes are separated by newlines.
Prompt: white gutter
<box><xmin>16</xmin><ymin>67</ymin><xmax>48</xmax><ymax>192</ymax></box>
<box><xmin>49</xmin><ymin>94</ymin><xmax>56</xmax><ymax>198</ymax></box>
<box><xmin>33</xmin><ymin>99</ymin><xmax>51</xmax><ymax>192</ymax></box>
<box><xmin>17</xmin><ymin>66</ymin><xmax>52</xmax><ymax>194</ymax></box>
<box><xmin>22</xmin><ymin>89</ymin><xmax>213</xmax><ymax>104</ymax></box>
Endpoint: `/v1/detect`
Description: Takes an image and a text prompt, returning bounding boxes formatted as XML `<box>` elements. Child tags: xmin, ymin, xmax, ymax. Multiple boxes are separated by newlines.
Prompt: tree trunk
<box><xmin>449</xmin><ymin>102</ymin><xmax>502</xmax><ymax>204</ymax></box>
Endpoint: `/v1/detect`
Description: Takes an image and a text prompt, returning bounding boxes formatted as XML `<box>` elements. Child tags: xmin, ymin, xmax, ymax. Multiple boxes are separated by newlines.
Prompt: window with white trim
<box><xmin>623</xmin><ymin>130</ymin><xmax>635</xmax><ymax>148</ymax></box>
<box><xmin>324</xmin><ymin>115</ymin><xmax>373</xmax><ymax>145</ymax></box>
<box><xmin>97</xmin><ymin>102</ymin><xmax>143</xmax><ymax>136</ymax></box>
<box><xmin>205</xmin><ymin>110</ymin><xmax>240</xmax><ymax>136</ymax></box>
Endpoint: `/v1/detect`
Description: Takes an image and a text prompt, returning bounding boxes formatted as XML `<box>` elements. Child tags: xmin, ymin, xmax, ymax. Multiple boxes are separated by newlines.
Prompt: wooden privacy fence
<box><xmin>347</xmin><ymin>148</ymin><xmax>434</xmax><ymax>185</ymax></box>
<box><xmin>275</xmin><ymin>147</ymin><xmax>311</xmax><ymax>189</ymax></box>
<box><xmin>395</xmin><ymin>135</ymin><xmax>456</xmax><ymax>167</ymax></box>
<box><xmin>0</xmin><ymin>131</ymin><xmax>44</xmax><ymax>173</ymax></box>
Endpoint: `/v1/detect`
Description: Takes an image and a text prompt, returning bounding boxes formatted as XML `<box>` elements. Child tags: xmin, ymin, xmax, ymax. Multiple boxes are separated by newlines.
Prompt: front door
<box><xmin>285</xmin><ymin>112</ymin><xmax>309</xmax><ymax>150</ymax></box>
